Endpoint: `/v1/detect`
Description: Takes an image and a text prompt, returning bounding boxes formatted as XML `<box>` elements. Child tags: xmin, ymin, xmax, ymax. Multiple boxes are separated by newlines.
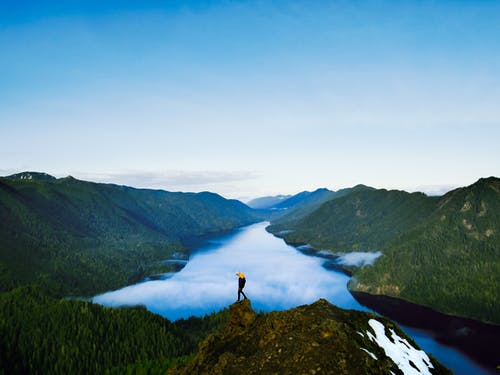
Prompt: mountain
<box><xmin>269</xmin><ymin>185</ymin><xmax>375</xmax><ymax>225</ymax></box>
<box><xmin>0</xmin><ymin>173</ymin><xmax>257</xmax><ymax>297</ymax></box>
<box><xmin>170</xmin><ymin>299</ymin><xmax>450</xmax><ymax>375</ymax></box>
<box><xmin>246</xmin><ymin>195</ymin><xmax>291</xmax><ymax>209</ymax></box>
<box><xmin>0</xmin><ymin>286</ymin><xmax>229</xmax><ymax>374</ymax></box>
<box><xmin>6</xmin><ymin>171</ymin><xmax>57</xmax><ymax>181</ymax></box>
<box><xmin>268</xmin><ymin>187</ymin><xmax>437</xmax><ymax>250</ymax></box>
<box><xmin>267</xmin><ymin>178</ymin><xmax>500</xmax><ymax>324</ymax></box>
<box><xmin>251</xmin><ymin>186</ymin><xmax>376</xmax><ymax>224</ymax></box>
<box><xmin>0</xmin><ymin>173</ymin><xmax>486</xmax><ymax>373</ymax></box>
<box><xmin>0</xmin><ymin>172</ymin><xmax>257</xmax><ymax>374</ymax></box>
<box><xmin>351</xmin><ymin>177</ymin><xmax>500</xmax><ymax>324</ymax></box>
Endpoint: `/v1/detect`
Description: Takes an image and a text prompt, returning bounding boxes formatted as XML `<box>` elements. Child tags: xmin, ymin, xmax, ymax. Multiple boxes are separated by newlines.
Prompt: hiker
<box><xmin>236</xmin><ymin>272</ymin><xmax>248</xmax><ymax>301</ymax></box>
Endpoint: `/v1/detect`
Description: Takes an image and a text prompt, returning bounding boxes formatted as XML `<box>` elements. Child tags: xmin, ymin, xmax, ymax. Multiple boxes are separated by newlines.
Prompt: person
<box><xmin>236</xmin><ymin>272</ymin><xmax>248</xmax><ymax>301</ymax></box>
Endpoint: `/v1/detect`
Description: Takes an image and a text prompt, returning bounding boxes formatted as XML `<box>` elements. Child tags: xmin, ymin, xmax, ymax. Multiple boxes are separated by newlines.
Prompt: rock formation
<box><xmin>170</xmin><ymin>299</ymin><xmax>450</xmax><ymax>374</ymax></box>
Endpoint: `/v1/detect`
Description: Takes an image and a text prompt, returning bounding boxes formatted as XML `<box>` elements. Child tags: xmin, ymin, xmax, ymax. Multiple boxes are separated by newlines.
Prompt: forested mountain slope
<box><xmin>0</xmin><ymin>286</ymin><xmax>229</xmax><ymax>374</ymax></box>
<box><xmin>352</xmin><ymin>177</ymin><xmax>500</xmax><ymax>324</ymax></box>
<box><xmin>268</xmin><ymin>178</ymin><xmax>500</xmax><ymax>324</ymax></box>
<box><xmin>263</xmin><ymin>185</ymin><xmax>372</xmax><ymax>224</ymax></box>
<box><xmin>268</xmin><ymin>187</ymin><xmax>436</xmax><ymax>249</ymax></box>
<box><xmin>0</xmin><ymin>173</ymin><xmax>257</xmax><ymax>297</ymax></box>
<box><xmin>0</xmin><ymin>172</ymin><xmax>257</xmax><ymax>374</ymax></box>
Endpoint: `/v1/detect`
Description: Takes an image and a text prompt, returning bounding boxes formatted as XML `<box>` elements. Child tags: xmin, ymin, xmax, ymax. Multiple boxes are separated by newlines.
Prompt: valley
<box><xmin>1</xmin><ymin>172</ymin><xmax>498</xmax><ymax>374</ymax></box>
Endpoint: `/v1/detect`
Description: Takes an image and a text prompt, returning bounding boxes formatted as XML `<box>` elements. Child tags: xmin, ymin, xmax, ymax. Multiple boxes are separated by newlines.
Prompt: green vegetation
<box><xmin>1</xmin><ymin>172</ymin><xmax>494</xmax><ymax>372</ymax></box>
<box><xmin>0</xmin><ymin>174</ymin><xmax>256</xmax><ymax>297</ymax></box>
<box><xmin>268</xmin><ymin>177</ymin><xmax>500</xmax><ymax>324</ymax></box>
<box><xmin>0</xmin><ymin>286</ymin><xmax>228</xmax><ymax>374</ymax></box>
<box><xmin>268</xmin><ymin>185</ymin><xmax>373</xmax><ymax>225</ymax></box>
<box><xmin>269</xmin><ymin>187</ymin><xmax>436</xmax><ymax>250</ymax></box>
<box><xmin>0</xmin><ymin>173</ymin><xmax>250</xmax><ymax>373</ymax></box>
<box><xmin>352</xmin><ymin>178</ymin><xmax>500</xmax><ymax>324</ymax></box>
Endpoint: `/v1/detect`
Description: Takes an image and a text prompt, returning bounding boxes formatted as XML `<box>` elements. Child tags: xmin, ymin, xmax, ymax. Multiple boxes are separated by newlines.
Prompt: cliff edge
<box><xmin>170</xmin><ymin>299</ymin><xmax>450</xmax><ymax>374</ymax></box>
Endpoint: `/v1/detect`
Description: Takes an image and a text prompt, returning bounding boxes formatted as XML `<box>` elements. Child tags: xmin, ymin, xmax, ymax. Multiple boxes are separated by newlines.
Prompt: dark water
<box><xmin>94</xmin><ymin>222</ymin><xmax>495</xmax><ymax>374</ymax></box>
<box><xmin>352</xmin><ymin>292</ymin><xmax>499</xmax><ymax>374</ymax></box>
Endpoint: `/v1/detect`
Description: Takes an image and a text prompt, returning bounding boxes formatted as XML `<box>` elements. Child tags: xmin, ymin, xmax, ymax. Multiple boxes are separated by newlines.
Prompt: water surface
<box><xmin>94</xmin><ymin>222</ymin><xmax>493</xmax><ymax>375</ymax></box>
<box><xmin>95</xmin><ymin>222</ymin><xmax>368</xmax><ymax>320</ymax></box>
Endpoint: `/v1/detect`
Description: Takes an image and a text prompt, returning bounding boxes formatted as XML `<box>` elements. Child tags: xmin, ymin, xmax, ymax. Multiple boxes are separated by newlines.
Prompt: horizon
<box><xmin>2</xmin><ymin>1</ymin><xmax>499</xmax><ymax>200</ymax></box>
<box><xmin>3</xmin><ymin>169</ymin><xmax>496</xmax><ymax>202</ymax></box>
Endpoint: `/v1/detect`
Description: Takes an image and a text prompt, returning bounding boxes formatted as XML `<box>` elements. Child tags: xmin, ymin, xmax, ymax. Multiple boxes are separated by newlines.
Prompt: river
<box><xmin>94</xmin><ymin>222</ymin><xmax>494</xmax><ymax>374</ymax></box>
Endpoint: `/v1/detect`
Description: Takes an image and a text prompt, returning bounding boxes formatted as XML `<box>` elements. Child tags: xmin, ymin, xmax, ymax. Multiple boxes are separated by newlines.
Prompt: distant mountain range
<box><xmin>0</xmin><ymin>172</ymin><xmax>258</xmax><ymax>297</ymax></box>
<box><xmin>267</xmin><ymin>177</ymin><xmax>500</xmax><ymax>324</ymax></box>
<box><xmin>270</xmin><ymin>185</ymin><xmax>375</xmax><ymax>224</ymax></box>
<box><xmin>248</xmin><ymin>187</ymin><xmax>366</xmax><ymax>225</ymax></box>
<box><xmin>247</xmin><ymin>188</ymin><xmax>334</xmax><ymax>211</ymax></box>
<box><xmin>246</xmin><ymin>195</ymin><xmax>291</xmax><ymax>209</ymax></box>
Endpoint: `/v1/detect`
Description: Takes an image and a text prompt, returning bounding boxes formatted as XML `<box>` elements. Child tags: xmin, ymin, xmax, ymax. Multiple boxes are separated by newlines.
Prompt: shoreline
<box><xmin>268</xmin><ymin>229</ymin><xmax>499</xmax><ymax>372</ymax></box>
<box><xmin>270</xmin><ymin>230</ymin><xmax>497</xmax><ymax>326</ymax></box>
<box><xmin>140</xmin><ymin>222</ymin><xmax>261</xmax><ymax>283</ymax></box>
<box><xmin>351</xmin><ymin>291</ymin><xmax>499</xmax><ymax>371</ymax></box>
<box><xmin>95</xmin><ymin>222</ymin><xmax>496</xmax><ymax>373</ymax></box>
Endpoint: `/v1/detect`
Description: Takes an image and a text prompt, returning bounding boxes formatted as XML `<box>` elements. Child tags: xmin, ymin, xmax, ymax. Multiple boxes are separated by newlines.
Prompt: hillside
<box><xmin>0</xmin><ymin>173</ymin><xmax>257</xmax><ymax>297</ymax></box>
<box><xmin>0</xmin><ymin>172</ymin><xmax>256</xmax><ymax>375</ymax></box>
<box><xmin>252</xmin><ymin>187</ymin><xmax>357</xmax><ymax>224</ymax></box>
<box><xmin>0</xmin><ymin>286</ymin><xmax>229</xmax><ymax>374</ymax></box>
<box><xmin>268</xmin><ymin>187</ymin><xmax>436</xmax><ymax>250</ymax></box>
<box><xmin>171</xmin><ymin>299</ymin><xmax>450</xmax><ymax>375</ymax></box>
<box><xmin>267</xmin><ymin>178</ymin><xmax>500</xmax><ymax>324</ymax></box>
<box><xmin>351</xmin><ymin>177</ymin><xmax>500</xmax><ymax>324</ymax></box>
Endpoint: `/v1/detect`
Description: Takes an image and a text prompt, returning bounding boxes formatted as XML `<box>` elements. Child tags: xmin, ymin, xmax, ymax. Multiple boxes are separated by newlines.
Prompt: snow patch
<box><xmin>360</xmin><ymin>347</ymin><xmax>377</xmax><ymax>360</ymax></box>
<box><xmin>357</xmin><ymin>331</ymin><xmax>364</xmax><ymax>337</ymax></box>
<box><xmin>367</xmin><ymin>319</ymin><xmax>434</xmax><ymax>375</ymax></box>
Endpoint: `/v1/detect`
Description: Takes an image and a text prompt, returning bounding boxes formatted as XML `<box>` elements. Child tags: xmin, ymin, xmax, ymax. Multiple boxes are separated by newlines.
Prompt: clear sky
<box><xmin>1</xmin><ymin>0</ymin><xmax>499</xmax><ymax>200</ymax></box>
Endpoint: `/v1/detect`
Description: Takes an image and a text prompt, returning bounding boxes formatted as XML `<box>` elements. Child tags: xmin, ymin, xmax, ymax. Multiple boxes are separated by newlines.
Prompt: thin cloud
<box><xmin>408</xmin><ymin>184</ymin><xmax>458</xmax><ymax>197</ymax></box>
<box><xmin>335</xmin><ymin>251</ymin><xmax>382</xmax><ymax>267</ymax></box>
<box><xmin>0</xmin><ymin>168</ymin><xmax>19</xmax><ymax>177</ymax></box>
<box><xmin>71</xmin><ymin>170</ymin><xmax>259</xmax><ymax>191</ymax></box>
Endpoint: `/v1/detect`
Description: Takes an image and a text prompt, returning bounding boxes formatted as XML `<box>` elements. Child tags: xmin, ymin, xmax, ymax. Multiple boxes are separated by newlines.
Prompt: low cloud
<box><xmin>408</xmin><ymin>184</ymin><xmax>458</xmax><ymax>197</ymax></box>
<box><xmin>93</xmin><ymin>223</ymin><xmax>369</xmax><ymax>320</ymax></box>
<box><xmin>335</xmin><ymin>251</ymin><xmax>382</xmax><ymax>267</ymax></box>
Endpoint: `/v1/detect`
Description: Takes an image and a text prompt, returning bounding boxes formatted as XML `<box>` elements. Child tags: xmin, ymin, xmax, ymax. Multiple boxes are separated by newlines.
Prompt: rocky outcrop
<box><xmin>170</xmin><ymin>299</ymin><xmax>450</xmax><ymax>375</ymax></box>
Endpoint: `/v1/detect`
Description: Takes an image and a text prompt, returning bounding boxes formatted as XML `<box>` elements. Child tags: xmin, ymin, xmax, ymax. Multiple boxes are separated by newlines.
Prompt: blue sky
<box><xmin>1</xmin><ymin>1</ymin><xmax>499</xmax><ymax>199</ymax></box>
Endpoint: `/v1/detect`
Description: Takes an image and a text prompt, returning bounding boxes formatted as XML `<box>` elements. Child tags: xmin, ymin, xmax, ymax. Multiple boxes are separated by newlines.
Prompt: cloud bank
<box><xmin>93</xmin><ymin>223</ymin><xmax>368</xmax><ymax>320</ymax></box>
<box><xmin>335</xmin><ymin>251</ymin><xmax>382</xmax><ymax>267</ymax></box>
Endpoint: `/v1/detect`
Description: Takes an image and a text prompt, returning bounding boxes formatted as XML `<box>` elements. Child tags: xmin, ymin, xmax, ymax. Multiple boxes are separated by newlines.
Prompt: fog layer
<box><xmin>93</xmin><ymin>222</ymin><xmax>367</xmax><ymax>320</ymax></box>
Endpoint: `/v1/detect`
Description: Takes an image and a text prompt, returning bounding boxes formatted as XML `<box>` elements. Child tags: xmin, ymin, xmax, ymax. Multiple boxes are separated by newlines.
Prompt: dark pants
<box><xmin>238</xmin><ymin>287</ymin><xmax>247</xmax><ymax>301</ymax></box>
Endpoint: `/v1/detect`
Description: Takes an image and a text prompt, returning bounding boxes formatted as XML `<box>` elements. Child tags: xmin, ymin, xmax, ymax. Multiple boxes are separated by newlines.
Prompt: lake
<box><xmin>94</xmin><ymin>222</ymin><xmax>494</xmax><ymax>375</ymax></box>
